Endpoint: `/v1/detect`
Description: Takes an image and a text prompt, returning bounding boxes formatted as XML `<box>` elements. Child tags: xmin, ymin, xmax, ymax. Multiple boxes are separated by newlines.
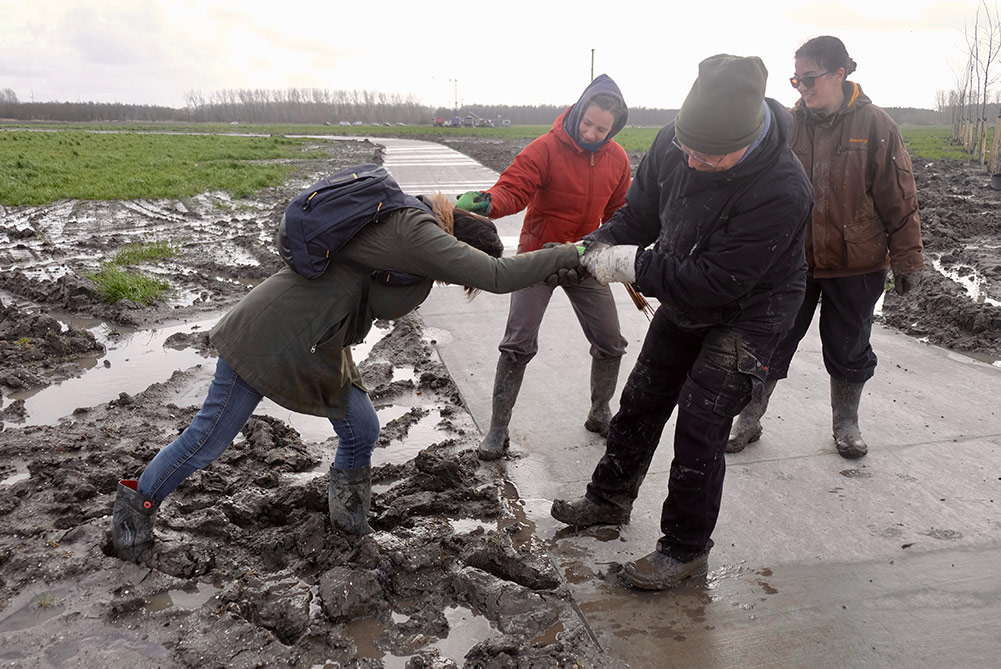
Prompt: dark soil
<box><xmin>0</xmin><ymin>132</ymin><xmax>998</xmax><ymax>668</ymax></box>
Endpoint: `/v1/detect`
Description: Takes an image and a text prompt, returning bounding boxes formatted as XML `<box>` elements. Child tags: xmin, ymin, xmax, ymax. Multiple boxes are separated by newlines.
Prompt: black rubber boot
<box><xmin>112</xmin><ymin>479</ymin><xmax>160</xmax><ymax>562</ymax></box>
<box><xmin>621</xmin><ymin>542</ymin><xmax>713</xmax><ymax>590</ymax></box>
<box><xmin>584</xmin><ymin>357</ymin><xmax>621</xmax><ymax>437</ymax></box>
<box><xmin>328</xmin><ymin>464</ymin><xmax>373</xmax><ymax>535</ymax></box>
<box><xmin>477</xmin><ymin>355</ymin><xmax>527</xmax><ymax>461</ymax></box>
<box><xmin>550</xmin><ymin>495</ymin><xmax>631</xmax><ymax>528</ymax></box>
<box><xmin>725</xmin><ymin>378</ymin><xmax>778</xmax><ymax>453</ymax></box>
<box><xmin>831</xmin><ymin>378</ymin><xmax>868</xmax><ymax>459</ymax></box>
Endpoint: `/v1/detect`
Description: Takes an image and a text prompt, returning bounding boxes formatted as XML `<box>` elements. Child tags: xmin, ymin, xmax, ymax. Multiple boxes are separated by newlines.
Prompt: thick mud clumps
<box><xmin>0</xmin><ymin>297</ymin><xmax>105</xmax><ymax>395</ymax></box>
<box><xmin>0</xmin><ymin>313</ymin><xmax>613</xmax><ymax>666</ymax></box>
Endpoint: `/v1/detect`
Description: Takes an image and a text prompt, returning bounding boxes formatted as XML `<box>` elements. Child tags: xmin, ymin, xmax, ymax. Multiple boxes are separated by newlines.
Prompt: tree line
<box><xmin>0</xmin><ymin>85</ymin><xmax>939</xmax><ymax>128</ymax></box>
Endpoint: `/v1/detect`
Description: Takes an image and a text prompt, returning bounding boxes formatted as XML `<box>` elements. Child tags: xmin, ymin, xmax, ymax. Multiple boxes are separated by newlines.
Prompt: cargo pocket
<box><xmin>712</xmin><ymin>342</ymin><xmax>767</xmax><ymax>419</ymax></box>
<box><xmin>842</xmin><ymin>221</ymin><xmax>888</xmax><ymax>269</ymax></box>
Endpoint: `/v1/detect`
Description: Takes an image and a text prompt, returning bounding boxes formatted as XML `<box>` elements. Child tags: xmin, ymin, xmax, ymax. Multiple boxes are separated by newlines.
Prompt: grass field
<box><xmin>0</xmin><ymin>122</ymin><xmax>972</xmax><ymax>205</ymax></box>
<box><xmin>0</xmin><ymin>129</ymin><xmax>332</xmax><ymax>205</ymax></box>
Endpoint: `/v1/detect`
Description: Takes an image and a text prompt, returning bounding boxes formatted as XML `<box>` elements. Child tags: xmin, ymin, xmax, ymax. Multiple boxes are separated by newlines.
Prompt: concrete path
<box><xmin>378</xmin><ymin>137</ymin><xmax>1001</xmax><ymax>667</ymax></box>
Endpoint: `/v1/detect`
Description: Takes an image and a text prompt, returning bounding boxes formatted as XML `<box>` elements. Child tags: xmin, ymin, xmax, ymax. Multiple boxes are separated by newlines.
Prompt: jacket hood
<box><xmin>562</xmin><ymin>74</ymin><xmax>628</xmax><ymax>152</ymax></box>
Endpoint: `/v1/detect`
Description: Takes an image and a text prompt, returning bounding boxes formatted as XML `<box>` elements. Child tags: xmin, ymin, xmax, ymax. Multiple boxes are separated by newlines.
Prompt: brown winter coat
<box><xmin>210</xmin><ymin>207</ymin><xmax>578</xmax><ymax>418</ymax></box>
<box><xmin>790</xmin><ymin>82</ymin><xmax>924</xmax><ymax>278</ymax></box>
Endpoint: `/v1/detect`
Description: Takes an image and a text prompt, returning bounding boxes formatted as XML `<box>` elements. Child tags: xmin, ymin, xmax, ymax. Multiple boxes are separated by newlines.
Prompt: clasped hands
<box><xmin>543</xmin><ymin>241</ymin><xmax>639</xmax><ymax>287</ymax></box>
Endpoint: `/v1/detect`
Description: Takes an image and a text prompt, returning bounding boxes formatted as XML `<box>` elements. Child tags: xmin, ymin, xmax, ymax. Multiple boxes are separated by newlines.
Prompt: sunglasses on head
<box><xmin>789</xmin><ymin>71</ymin><xmax>832</xmax><ymax>89</ymax></box>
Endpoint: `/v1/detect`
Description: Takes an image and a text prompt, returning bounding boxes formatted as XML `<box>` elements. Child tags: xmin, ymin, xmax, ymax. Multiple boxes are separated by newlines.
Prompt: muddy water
<box><xmin>1</xmin><ymin>313</ymin><xmax>453</xmax><ymax>468</ymax></box>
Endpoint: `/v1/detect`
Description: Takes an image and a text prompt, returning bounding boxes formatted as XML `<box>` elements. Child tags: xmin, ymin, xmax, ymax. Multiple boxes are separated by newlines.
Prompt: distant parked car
<box><xmin>501</xmin><ymin>120</ymin><xmax>511</xmax><ymax>127</ymax></box>
<box><xmin>383</xmin><ymin>122</ymin><xmax>392</xmax><ymax>126</ymax></box>
<box><xmin>353</xmin><ymin>121</ymin><xmax>363</xmax><ymax>126</ymax></box>
<box><xmin>397</xmin><ymin>122</ymin><xmax>406</xmax><ymax>126</ymax></box>
<box><xmin>339</xmin><ymin>121</ymin><xmax>351</xmax><ymax>126</ymax></box>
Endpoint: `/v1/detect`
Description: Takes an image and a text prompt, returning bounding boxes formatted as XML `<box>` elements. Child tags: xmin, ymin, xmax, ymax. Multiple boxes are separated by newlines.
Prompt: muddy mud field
<box><xmin>1</xmin><ymin>134</ymin><xmax>1000</xmax><ymax>668</ymax></box>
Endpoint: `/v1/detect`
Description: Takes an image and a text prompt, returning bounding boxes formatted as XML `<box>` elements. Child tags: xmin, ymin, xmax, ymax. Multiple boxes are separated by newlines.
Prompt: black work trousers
<box><xmin>767</xmin><ymin>271</ymin><xmax>887</xmax><ymax>384</ymax></box>
<box><xmin>586</xmin><ymin>308</ymin><xmax>782</xmax><ymax>561</ymax></box>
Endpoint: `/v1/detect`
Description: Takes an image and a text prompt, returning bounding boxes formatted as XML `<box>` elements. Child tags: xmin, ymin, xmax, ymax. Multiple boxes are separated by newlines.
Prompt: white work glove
<box><xmin>580</xmin><ymin>242</ymin><xmax>639</xmax><ymax>285</ymax></box>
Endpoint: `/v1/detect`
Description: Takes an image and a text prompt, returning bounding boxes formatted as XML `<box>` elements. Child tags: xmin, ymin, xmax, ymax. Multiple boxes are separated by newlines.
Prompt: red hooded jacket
<box><xmin>486</xmin><ymin>102</ymin><xmax>631</xmax><ymax>253</ymax></box>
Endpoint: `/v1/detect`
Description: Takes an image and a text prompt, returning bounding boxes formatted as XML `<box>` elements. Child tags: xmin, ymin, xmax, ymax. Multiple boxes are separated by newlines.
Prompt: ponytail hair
<box><xmin>795</xmin><ymin>36</ymin><xmax>857</xmax><ymax>76</ymax></box>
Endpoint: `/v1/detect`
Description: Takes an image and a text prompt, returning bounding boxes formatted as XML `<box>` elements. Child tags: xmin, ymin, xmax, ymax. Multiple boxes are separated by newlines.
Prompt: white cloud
<box><xmin>0</xmin><ymin>0</ymin><xmax>983</xmax><ymax>110</ymax></box>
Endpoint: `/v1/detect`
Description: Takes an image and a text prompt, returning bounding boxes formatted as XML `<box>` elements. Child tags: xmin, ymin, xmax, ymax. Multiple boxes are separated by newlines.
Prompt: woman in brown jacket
<box><xmin>727</xmin><ymin>35</ymin><xmax>925</xmax><ymax>459</ymax></box>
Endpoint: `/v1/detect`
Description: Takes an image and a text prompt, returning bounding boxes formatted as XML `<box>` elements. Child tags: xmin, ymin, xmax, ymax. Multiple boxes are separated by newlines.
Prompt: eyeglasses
<box><xmin>671</xmin><ymin>137</ymin><xmax>725</xmax><ymax>168</ymax></box>
<box><xmin>789</xmin><ymin>71</ymin><xmax>831</xmax><ymax>89</ymax></box>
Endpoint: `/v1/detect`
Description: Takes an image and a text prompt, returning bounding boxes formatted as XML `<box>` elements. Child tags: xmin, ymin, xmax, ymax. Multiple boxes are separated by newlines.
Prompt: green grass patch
<box><xmin>899</xmin><ymin>125</ymin><xmax>972</xmax><ymax>161</ymax></box>
<box><xmin>111</xmin><ymin>240</ymin><xmax>177</xmax><ymax>265</ymax></box>
<box><xmin>86</xmin><ymin>265</ymin><xmax>171</xmax><ymax>305</ymax></box>
<box><xmin>0</xmin><ymin>130</ymin><xmax>331</xmax><ymax>205</ymax></box>
<box><xmin>86</xmin><ymin>240</ymin><xmax>178</xmax><ymax>304</ymax></box>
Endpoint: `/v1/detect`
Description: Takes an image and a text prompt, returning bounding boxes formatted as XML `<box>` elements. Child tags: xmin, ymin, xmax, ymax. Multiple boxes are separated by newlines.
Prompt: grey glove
<box><xmin>893</xmin><ymin>270</ymin><xmax>923</xmax><ymax>295</ymax></box>
<box><xmin>544</xmin><ymin>267</ymin><xmax>584</xmax><ymax>288</ymax></box>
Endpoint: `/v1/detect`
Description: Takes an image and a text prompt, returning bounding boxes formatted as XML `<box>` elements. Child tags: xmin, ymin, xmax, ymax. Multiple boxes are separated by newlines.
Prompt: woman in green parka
<box><xmin>111</xmin><ymin>193</ymin><xmax>581</xmax><ymax>561</ymax></box>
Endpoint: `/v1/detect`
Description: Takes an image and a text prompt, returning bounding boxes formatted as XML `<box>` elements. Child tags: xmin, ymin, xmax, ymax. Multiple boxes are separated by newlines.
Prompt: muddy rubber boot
<box><xmin>477</xmin><ymin>356</ymin><xmax>527</xmax><ymax>461</ymax></box>
<box><xmin>328</xmin><ymin>464</ymin><xmax>374</xmax><ymax>535</ymax></box>
<box><xmin>111</xmin><ymin>479</ymin><xmax>160</xmax><ymax>562</ymax></box>
<box><xmin>584</xmin><ymin>357</ymin><xmax>621</xmax><ymax>437</ymax></box>
<box><xmin>725</xmin><ymin>378</ymin><xmax>778</xmax><ymax>454</ymax></box>
<box><xmin>620</xmin><ymin>542</ymin><xmax>713</xmax><ymax>590</ymax></box>
<box><xmin>831</xmin><ymin>377</ymin><xmax>868</xmax><ymax>459</ymax></box>
<box><xmin>550</xmin><ymin>495</ymin><xmax>631</xmax><ymax>528</ymax></box>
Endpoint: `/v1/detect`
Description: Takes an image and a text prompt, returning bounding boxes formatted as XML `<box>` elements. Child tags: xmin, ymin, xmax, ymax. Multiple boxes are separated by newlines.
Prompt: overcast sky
<box><xmin>0</xmin><ymin>0</ymin><xmax>980</xmax><ymax>112</ymax></box>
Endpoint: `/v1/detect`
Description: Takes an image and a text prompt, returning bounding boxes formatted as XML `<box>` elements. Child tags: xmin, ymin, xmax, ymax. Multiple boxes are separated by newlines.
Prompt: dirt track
<box><xmin>0</xmin><ymin>133</ymin><xmax>999</xmax><ymax>667</ymax></box>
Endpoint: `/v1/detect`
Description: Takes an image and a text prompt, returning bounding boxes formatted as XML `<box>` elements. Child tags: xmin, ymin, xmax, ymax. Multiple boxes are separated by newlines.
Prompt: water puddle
<box><xmin>3</xmin><ymin>316</ymin><xmax>219</xmax><ymax>426</ymax></box>
<box><xmin>0</xmin><ymin>586</ymin><xmax>73</xmax><ymax>633</ymax></box>
<box><xmin>933</xmin><ymin>255</ymin><xmax>1000</xmax><ymax>306</ymax></box>
<box><xmin>1</xmin><ymin>458</ymin><xmax>31</xmax><ymax>486</ymax></box>
<box><xmin>1</xmin><ymin>317</ymin><xmax>392</xmax><ymax>429</ymax></box>
<box><xmin>142</xmin><ymin>582</ymin><xmax>221</xmax><ymax>613</ymax></box>
<box><xmin>429</xmin><ymin>603</ymin><xmax>495</xmax><ymax>661</ymax></box>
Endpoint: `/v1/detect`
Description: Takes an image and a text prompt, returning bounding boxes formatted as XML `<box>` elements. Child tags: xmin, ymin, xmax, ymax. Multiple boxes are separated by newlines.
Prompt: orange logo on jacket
<box><xmin>848</xmin><ymin>138</ymin><xmax>868</xmax><ymax>144</ymax></box>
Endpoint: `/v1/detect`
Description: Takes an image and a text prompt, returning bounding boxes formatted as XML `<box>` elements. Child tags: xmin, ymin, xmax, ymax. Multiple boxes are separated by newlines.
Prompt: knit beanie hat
<box><xmin>674</xmin><ymin>54</ymin><xmax>767</xmax><ymax>155</ymax></box>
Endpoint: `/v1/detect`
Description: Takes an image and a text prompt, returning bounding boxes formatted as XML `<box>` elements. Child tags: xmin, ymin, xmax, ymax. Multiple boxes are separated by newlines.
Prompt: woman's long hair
<box><xmin>426</xmin><ymin>193</ymin><xmax>504</xmax><ymax>298</ymax></box>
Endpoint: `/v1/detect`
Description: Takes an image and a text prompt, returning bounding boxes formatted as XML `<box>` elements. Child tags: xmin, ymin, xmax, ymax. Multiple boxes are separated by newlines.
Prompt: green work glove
<box><xmin>456</xmin><ymin>191</ymin><xmax>492</xmax><ymax>215</ymax></box>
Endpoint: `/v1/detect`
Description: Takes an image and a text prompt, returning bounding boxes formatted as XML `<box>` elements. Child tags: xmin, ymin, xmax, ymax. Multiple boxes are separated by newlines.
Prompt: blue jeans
<box><xmin>137</xmin><ymin>357</ymin><xmax>380</xmax><ymax>502</ymax></box>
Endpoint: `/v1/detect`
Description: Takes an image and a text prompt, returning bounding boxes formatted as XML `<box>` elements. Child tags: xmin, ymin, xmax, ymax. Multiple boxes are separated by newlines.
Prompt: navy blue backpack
<box><xmin>277</xmin><ymin>163</ymin><xmax>429</xmax><ymax>279</ymax></box>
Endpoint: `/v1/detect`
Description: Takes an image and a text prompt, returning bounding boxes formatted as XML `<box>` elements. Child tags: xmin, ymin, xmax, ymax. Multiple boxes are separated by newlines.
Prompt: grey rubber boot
<box><xmin>831</xmin><ymin>377</ymin><xmax>868</xmax><ymax>459</ymax></box>
<box><xmin>112</xmin><ymin>479</ymin><xmax>160</xmax><ymax>562</ymax></box>
<box><xmin>328</xmin><ymin>464</ymin><xmax>373</xmax><ymax>535</ymax></box>
<box><xmin>584</xmin><ymin>357</ymin><xmax>621</xmax><ymax>437</ymax></box>
<box><xmin>550</xmin><ymin>495</ymin><xmax>631</xmax><ymax>528</ymax></box>
<box><xmin>477</xmin><ymin>355</ymin><xmax>527</xmax><ymax>461</ymax></box>
<box><xmin>725</xmin><ymin>378</ymin><xmax>778</xmax><ymax>453</ymax></box>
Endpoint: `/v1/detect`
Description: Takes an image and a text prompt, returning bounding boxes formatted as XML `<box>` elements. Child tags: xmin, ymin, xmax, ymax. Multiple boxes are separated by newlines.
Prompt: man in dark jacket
<box><xmin>550</xmin><ymin>54</ymin><xmax>813</xmax><ymax>590</ymax></box>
